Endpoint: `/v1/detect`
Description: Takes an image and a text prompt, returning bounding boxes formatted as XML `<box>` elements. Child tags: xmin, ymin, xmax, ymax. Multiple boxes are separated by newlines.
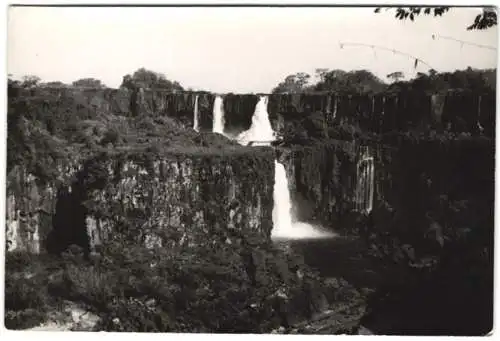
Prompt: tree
<box><xmin>315</xmin><ymin>68</ymin><xmax>330</xmax><ymax>83</ymax></box>
<box><xmin>387</xmin><ymin>71</ymin><xmax>405</xmax><ymax>83</ymax></box>
<box><xmin>387</xmin><ymin>67</ymin><xmax>496</xmax><ymax>94</ymax></box>
<box><xmin>272</xmin><ymin>72</ymin><xmax>313</xmax><ymax>93</ymax></box>
<box><xmin>21</xmin><ymin>75</ymin><xmax>41</xmax><ymax>88</ymax></box>
<box><xmin>72</xmin><ymin>78</ymin><xmax>106</xmax><ymax>89</ymax></box>
<box><xmin>120</xmin><ymin>68</ymin><xmax>184</xmax><ymax>91</ymax></box>
<box><xmin>314</xmin><ymin>69</ymin><xmax>388</xmax><ymax>94</ymax></box>
<box><xmin>375</xmin><ymin>6</ymin><xmax>497</xmax><ymax>30</ymax></box>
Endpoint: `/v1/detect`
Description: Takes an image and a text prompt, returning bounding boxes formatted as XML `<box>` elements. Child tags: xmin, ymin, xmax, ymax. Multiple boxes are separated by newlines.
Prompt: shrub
<box><xmin>100</xmin><ymin>128</ymin><xmax>120</xmax><ymax>146</ymax></box>
<box><xmin>39</xmin><ymin>223</ymin><xmax>334</xmax><ymax>333</ymax></box>
<box><xmin>4</xmin><ymin>309</ymin><xmax>47</xmax><ymax>330</ymax></box>
<box><xmin>4</xmin><ymin>252</ymin><xmax>57</xmax><ymax>330</ymax></box>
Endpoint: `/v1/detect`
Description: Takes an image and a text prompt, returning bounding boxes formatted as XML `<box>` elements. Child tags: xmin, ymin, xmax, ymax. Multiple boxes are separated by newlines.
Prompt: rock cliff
<box><xmin>46</xmin><ymin>146</ymin><xmax>275</xmax><ymax>255</ymax></box>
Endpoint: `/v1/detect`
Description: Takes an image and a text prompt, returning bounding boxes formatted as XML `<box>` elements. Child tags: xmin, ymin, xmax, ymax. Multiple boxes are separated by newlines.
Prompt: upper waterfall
<box><xmin>212</xmin><ymin>95</ymin><xmax>225</xmax><ymax>135</ymax></box>
<box><xmin>237</xmin><ymin>96</ymin><xmax>275</xmax><ymax>146</ymax></box>
<box><xmin>193</xmin><ymin>95</ymin><xmax>199</xmax><ymax>132</ymax></box>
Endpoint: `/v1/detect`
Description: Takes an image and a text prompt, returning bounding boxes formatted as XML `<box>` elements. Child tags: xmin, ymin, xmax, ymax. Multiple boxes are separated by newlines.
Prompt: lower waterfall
<box><xmin>272</xmin><ymin>160</ymin><xmax>336</xmax><ymax>240</ymax></box>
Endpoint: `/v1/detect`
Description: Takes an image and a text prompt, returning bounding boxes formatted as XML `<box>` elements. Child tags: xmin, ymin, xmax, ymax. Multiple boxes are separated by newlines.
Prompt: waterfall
<box><xmin>237</xmin><ymin>96</ymin><xmax>275</xmax><ymax>146</ymax></box>
<box><xmin>193</xmin><ymin>95</ymin><xmax>199</xmax><ymax>132</ymax></box>
<box><xmin>212</xmin><ymin>95</ymin><xmax>225</xmax><ymax>134</ymax></box>
<box><xmin>272</xmin><ymin>161</ymin><xmax>294</xmax><ymax>236</ymax></box>
<box><xmin>355</xmin><ymin>147</ymin><xmax>375</xmax><ymax>214</ymax></box>
<box><xmin>272</xmin><ymin>161</ymin><xmax>335</xmax><ymax>240</ymax></box>
<box><xmin>236</xmin><ymin>96</ymin><xmax>334</xmax><ymax>240</ymax></box>
<box><xmin>32</xmin><ymin>228</ymin><xmax>40</xmax><ymax>254</ymax></box>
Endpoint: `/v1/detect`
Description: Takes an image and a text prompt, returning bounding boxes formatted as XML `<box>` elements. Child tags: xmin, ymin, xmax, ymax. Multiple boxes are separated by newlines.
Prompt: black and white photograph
<box><xmin>2</xmin><ymin>2</ymin><xmax>497</xmax><ymax>337</ymax></box>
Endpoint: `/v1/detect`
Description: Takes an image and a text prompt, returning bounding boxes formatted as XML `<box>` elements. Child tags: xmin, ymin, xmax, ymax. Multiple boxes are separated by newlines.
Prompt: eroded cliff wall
<box><xmin>47</xmin><ymin>146</ymin><xmax>275</xmax><ymax>254</ymax></box>
<box><xmin>6</xmin><ymin>161</ymin><xmax>81</xmax><ymax>253</ymax></box>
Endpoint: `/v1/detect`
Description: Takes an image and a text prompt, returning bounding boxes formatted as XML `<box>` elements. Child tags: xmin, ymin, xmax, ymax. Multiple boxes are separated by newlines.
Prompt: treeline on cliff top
<box><xmin>272</xmin><ymin>67</ymin><xmax>496</xmax><ymax>95</ymax></box>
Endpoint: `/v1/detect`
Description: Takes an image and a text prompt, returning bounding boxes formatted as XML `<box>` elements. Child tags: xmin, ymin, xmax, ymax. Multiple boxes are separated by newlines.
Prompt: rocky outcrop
<box><xmin>5</xmin><ymin>161</ymin><xmax>81</xmax><ymax>253</ymax></box>
<box><xmin>48</xmin><ymin>146</ymin><xmax>275</xmax><ymax>254</ymax></box>
<box><xmin>279</xmin><ymin>134</ymin><xmax>494</xmax><ymax>244</ymax></box>
<box><xmin>278</xmin><ymin>140</ymin><xmax>375</xmax><ymax>231</ymax></box>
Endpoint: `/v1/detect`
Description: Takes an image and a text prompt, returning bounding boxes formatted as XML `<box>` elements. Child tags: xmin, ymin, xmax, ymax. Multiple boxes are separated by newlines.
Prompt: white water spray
<box><xmin>212</xmin><ymin>95</ymin><xmax>225</xmax><ymax>134</ymax></box>
<box><xmin>237</xmin><ymin>96</ymin><xmax>275</xmax><ymax>146</ymax></box>
<box><xmin>193</xmin><ymin>95</ymin><xmax>199</xmax><ymax>132</ymax></box>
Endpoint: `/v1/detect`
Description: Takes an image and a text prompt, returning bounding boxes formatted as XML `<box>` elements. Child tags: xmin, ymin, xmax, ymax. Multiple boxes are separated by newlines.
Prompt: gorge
<box><xmin>5</xmin><ymin>85</ymin><xmax>495</xmax><ymax>335</ymax></box>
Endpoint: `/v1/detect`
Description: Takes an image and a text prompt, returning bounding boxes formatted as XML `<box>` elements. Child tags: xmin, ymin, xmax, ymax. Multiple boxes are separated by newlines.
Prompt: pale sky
<box><xmin>7</xmin><ymin>6</ymin><xmax>498</xmax><ymax>93</ymax></box>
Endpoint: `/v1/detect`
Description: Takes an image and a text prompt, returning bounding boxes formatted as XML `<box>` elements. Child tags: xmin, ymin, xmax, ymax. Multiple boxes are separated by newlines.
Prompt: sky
<box><xmin>7</xmin><ymin>6</ymin><xmax>498</xmax><ymax>93</ymax></box>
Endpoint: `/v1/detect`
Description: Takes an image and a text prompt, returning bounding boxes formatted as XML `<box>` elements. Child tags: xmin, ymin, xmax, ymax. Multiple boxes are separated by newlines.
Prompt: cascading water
<box><xmin>212</xmin><ymin>95</ymin><xmax>225</xmax><ymax>134</ymax></box>
<box><xmin>193</xmin><ymin>95</ymin><xmax>199</xmax><ymax>132</ymax></box>
<box><xmin>272</xmin><ymin>160</ymin><xmax>335</xmax><ymax>240</ymax></box>
<box><xmin>239</xmin><ymin>96</ymin><xmax>335</xmax><ymax>240</ymax></box>
<box><xmin>237</xmin><ymin>96</ymin><xmax>275</xmax><ymax>146</ymax></box>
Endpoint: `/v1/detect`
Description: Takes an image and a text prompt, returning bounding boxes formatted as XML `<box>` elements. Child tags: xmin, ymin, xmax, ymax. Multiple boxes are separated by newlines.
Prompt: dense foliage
<box><xmin>272</xmin><ymin>70</ymin><xmax>388</xmax><ymax>94</ymax></box>
<box><xmin>6</xmin><ymin>228</ymin><xmax>344</xmax><ymax>332</ymax></box>
<box><xmin>386</xmin><ymin>67</ymin><xmax>496</xmax><ymax>94</ymax></box>
<box><xmin>272</xmin><ymin>68</ymin><xmax>496</xmax><ymax>95</ymax></box>
<box><xmin>121</xmin><ymin>68</ymin><xmax>184</xmax><ymax>91</ymax></box>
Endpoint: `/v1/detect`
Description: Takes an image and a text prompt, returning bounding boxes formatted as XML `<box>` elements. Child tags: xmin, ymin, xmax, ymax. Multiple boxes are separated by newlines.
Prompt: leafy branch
<box><xmin>375</xmin><ymin>6</ymin><xmax>497</xmax><ymax>30</ymax></box>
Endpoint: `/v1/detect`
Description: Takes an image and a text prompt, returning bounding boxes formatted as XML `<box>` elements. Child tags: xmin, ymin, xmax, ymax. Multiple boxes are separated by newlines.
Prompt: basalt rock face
<box><xmin>13</xmin><ymin>87</ymin><xmax>494</xmax><ymax>137</ymax></box>
<box><xmin>49</xmin><ymin>147</ymin><xmax>275</xmax><ymax>254</ymax></box>
<box><xmin>11</xmin><ymin>87</ymin><xmax>216</xmax><ymax>133</ymax></box>
<box><xmin>280</xmin><ymin>134</ymin><xmax>495</xmax><ymax>249</ymax></box>
<box><xmin>361</xmin><ymin>136</ymin><xmax>495</xmax><ymax>336</ymax></box>
<box><xmin>373</xmin><ymin>136</ymin><xmax>495</xmax><ymax>249</ymax></box>
<box><xmin>6</xmin><ymin>161</ymin><xmax>81</xmax><ymax>254</ymax></box>
<box><xmin>278</xmin><ymin>140</ymin><xmax>380</xmax><ymax>232</ymax></box>
<box><xmin>135</xmin><ymin>90</ymin><xmax>215</xmax><ymax>131</ymax></box>
<box><xmin>222</xmin><ymin>94</ymin><xmax>260</xmax><ymax>135</ymax></box>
